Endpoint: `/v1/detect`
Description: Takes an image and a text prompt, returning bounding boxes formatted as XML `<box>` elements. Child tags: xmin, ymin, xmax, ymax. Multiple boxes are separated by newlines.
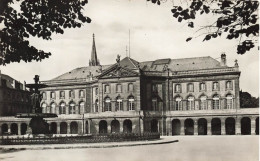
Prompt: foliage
<box><xmin>148</xmin><ymin>0</ymin><xmax>259</xmax><ymax>55</ymax></box>
<box><xmin>240</xmin><ymin>90</ymin><xmax>259</xmax><ymax>108</ymax></box>
<box><xmin>0</xmin><ymin>0</ymin><xmax>91</xmax><ymax>65</ymax></box>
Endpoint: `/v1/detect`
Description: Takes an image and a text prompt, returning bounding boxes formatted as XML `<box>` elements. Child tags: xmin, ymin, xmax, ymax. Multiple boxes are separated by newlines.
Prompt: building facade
<box><xmin>0</xmin><ymin>35</ymin><xmax>259</xmax><ymax>136</ymax></box>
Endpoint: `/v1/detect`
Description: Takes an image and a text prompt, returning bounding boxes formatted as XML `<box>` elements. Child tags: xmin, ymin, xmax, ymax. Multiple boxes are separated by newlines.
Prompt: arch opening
<box><xmin>151</xmin><ymin>119</ymin><xmax>158</xmax><ymax>133</ymax></box>
<box><xmin>211</xmin><ymin>118</ymin><xmax>221</xmax><ymax>135</ymax></box>
<box><xmin>111</xmin><ymin>120</ymin><xmax>120</xmax><ymax>133</ymax></box>
<box><xmin>198</xmin><ymin>118</ymin><xmax>207</xmax><ymax>135</ymax></box>
<box><xmin>225</xmin><ymin>117</ymin><xmax>235</xmax><ymax>135</ymax></box>
<box><xmin>172</xmin><ymin>119</ymin><xmax>180</xmax><ymax>135</ymax></box>
<box><xmin>21</xmin><ymin>123</ymin><xmax>27</xmax><ymax>135</ymax></box>
<box><xmin>123</xmin><ymin>119</ymin><xmax>132</xmax><ymax>133</ymax></box>
<box><xmin>70</xmin><ymin>122</ymin><xmax>78</xmax><ymax>134</ymax></box>
<box><xmin>99</xmin><ymin>120</ymin><xmax>108</xmax><ymax>134</ymax></box>
<box><xmin>241</xmin><ymin>117</ymin><xmax>251</xmax><ymax>135</ymax></box>
<box><xmin>185</xmin><ymin>119</ymin><xmax>194</xmax><ymax>135</ymax></box>
<box><xmin>60</xmin><ymin>122</ymin><xmax>67</xmax><ymax>134</ymax></box>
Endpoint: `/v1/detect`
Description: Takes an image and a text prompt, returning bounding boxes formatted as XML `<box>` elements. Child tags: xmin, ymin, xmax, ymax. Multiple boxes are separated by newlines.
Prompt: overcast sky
<box><xmin>1</xmin><ymin>0</ymin><xmax>259</xmax><ymax>97</ymax></box>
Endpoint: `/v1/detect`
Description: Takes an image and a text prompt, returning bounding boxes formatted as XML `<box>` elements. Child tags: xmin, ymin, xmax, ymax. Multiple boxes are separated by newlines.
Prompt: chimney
<box><xmin>220</xmin><ymin>53</ymin><xmax>226</xmax><ymax>66</ymax></box>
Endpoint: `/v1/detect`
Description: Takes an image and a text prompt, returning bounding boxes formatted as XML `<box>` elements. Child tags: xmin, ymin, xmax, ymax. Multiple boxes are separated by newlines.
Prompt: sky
<box><xmin>1</xmin><ymin>0</ymin><xmax>259</xmax><ymax>97</ymax></box>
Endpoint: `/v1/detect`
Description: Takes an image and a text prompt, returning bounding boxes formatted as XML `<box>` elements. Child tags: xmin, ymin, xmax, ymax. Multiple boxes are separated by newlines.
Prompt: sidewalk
<box><xmin>0</xmin><ymin>136</ymin><xmax>178</xmax><ymax>151</ymax></box>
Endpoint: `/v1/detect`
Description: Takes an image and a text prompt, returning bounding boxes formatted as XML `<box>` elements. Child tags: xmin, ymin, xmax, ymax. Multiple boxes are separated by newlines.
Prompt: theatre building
<box><xmin>0</xmin><ymin>35</ymin><xmax>259</xmax><ymax>136</ymax></box>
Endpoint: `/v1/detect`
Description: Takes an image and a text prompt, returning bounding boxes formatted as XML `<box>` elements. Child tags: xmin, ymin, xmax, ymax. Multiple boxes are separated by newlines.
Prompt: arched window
<box><xmin>104</xmin><ymin>97</ymin><xmax>111</xmax><ymax>111</ymax></box>
<box><xmin>187</xmin><ymin>83</ymin><xmax>194</xmax><ymax>92</ymax></box>
<box><xmin>226</xmin><ymin>95</ymin><xmax>233</xmax><ymax>109</ymax></box>
<box><xmin>187</xmin><ymin>96</ymin><xmax>195</xmax><ymax>110</ymax></box>
<box><xmin>152</xmin><ymin>97</ymin><xmax>158</xmax><ymax>111</ymax></box>
<box><xmin>226</xmin><ymin>81</ymin><xmax>233</xmax><ymax>90</ymax></box>
<box><xmin>79</xmin><ymin>102</ymin><xmax>85</xmax><ymax>114</ymax></box>
<box><xmin>41</xmin><ymin>103</ymin><xmax>47</xmax><ymax>113</ymax></box>
<box><xmin>175</xmin><ymin>84</ymin><xmax>181</xmax><ymax>93</ymax></box>
<box><xmin>213</xmin><ymin>95</ymin><xmax>220</xmax><ymax>109</ymax></box>
<box><xmin>79</xmin><ymin>90</ymin><xmax>84</xmax><ymax>98</ymax></box>
<box><xmin>94</xmin><ymin>99</ymin><xmax>99</xmax><ymax>112</ymax></box>
<box><xmin>175</xmin><ymin>97</ymin><xmax>182</xmax><ymax>111</ymax></box>
<box><xmin>128</xmin><ymin>96</ymin><xmax>135</xmax><ymax>111</ymax></box>
<box><xmin>200</xmin><ymin>96</ymin><xmax>207</xmax><ymax>110</ymax></box>
<box><xmin>50</xmin><ymin>103</ymin><xmax>56</xmax><ymax>113</ymax></box>
<box><xmin>116</xmin><ymin>97</ymin><xmax>123</xmax><ymax>111</ymax></box>
<box><xmin>60</xmin><ymin>91</ymin><xmax>65</xmax><ymax>99</ymax></box>
<box><xmin>50</xmin><ymin>92</ymin><xmax>55</xmax><ymax>99</ymax></box>
<box><xmin>59</xmin><ymin>102</ymin><xmax>66</xmax><ymax>114</ymax></box>
<box><xmin>213</xmin><ymin>82</ymin><xmax>219</xmax><ymax>91</ymax></box>
<box><xmin>128</xmin><ymin>83</ymin><xmax>134</xmax><ymax>92</ymax></box>
<box><xmin>116</xmin><ymin>84</ymin><xmax>122</xmax><ymax>93</ymax></box>
<box><xmin>69</xmin><ymin>90</ymin><xmax>74</xmax><ymax>98</ymax></box>
<box><xmin>200</xmin><ymin>83</ymin><xmax>206</xmax><ymax>91</ymax></box>
<box><xmin>69</xmin><ymin>102</ymin><xmax>76</xmax><ymax>114</ymax></box>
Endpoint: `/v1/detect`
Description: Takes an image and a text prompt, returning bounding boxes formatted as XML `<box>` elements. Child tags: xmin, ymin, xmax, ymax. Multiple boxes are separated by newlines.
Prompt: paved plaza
<box><xmin>0</xmin><ymin>136</ymin><xmax>258</xmax><ymax>161</ymax></box>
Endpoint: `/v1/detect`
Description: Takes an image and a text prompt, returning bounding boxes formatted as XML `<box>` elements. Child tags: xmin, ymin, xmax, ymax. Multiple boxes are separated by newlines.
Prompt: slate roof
<box><xmin>52</xmin><ymin>65</ymin><xmax>110</xmax><ymax>80</ymax></box>
<box><xmin>140</xmin><ymin>56</ymin><xmax>225</xmax><ymax>72</ymax></box>
<box><xmin>50</xmin><ymin>56</ymin><xmax>228</xmax><ymax>81</ymax></box>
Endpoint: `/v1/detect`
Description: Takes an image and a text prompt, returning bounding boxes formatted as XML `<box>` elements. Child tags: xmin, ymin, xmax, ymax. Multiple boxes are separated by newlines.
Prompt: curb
<box><xmin>0</xmin><ymin>139</ymin><xmax>178</xmax><ymax>151</ymax></box>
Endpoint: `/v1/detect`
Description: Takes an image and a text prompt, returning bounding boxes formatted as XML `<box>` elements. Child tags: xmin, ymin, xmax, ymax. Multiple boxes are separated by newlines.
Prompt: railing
<box><xmin>0</xmin><ymin>132</ymin><xmax>160</xmax><ymax>145</ymax></box>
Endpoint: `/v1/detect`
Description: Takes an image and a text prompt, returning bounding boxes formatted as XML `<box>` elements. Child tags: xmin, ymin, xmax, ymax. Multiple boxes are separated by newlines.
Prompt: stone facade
<box><xmin>0</xmin><ymin>37</ymin><xmax>258</xmax><ymax>136</ymax></box>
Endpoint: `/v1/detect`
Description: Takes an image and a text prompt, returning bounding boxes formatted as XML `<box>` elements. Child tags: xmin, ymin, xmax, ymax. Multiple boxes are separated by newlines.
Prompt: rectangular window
<box><xmin>60</xmin><ymin>91</ymin><xmax>65</xmax><ymax>99</ymax></box>
<box><xmin>187</xmin><ymin>84</ymin><xmax>194</xmax><ymax>92</ymax></box>
<box><xmin>175</xmin><ymin>84</ymin><xmax>181</xmax><ymax>93</ymax></box>
<box><xmin>79</xmin><ymin>90</ymin><xmax>84</xmax><ymax>98</ymax></box>
<box><xmin>128</xmin><ymin>83</ymin><xmax>134</xmax><ymax>92</ymax></box>
<box><xmin>69</xmin><ymin>91</ymin><xmax>74</xmax><ymax>98</ymax></box>
<box><xmin>200</xmin><ymin>83</ymin><xmax>206</xmax><ymax>91</ymax></box>
<box><xmin>213</xmin><ymin>82</ymin><xmax>219</xmax><ymax>91</ymax></box>
<box><xmin>116</xmin><ymin>84</ymin><xmax>122</xmax><ymax>93</ymax></box>
<box><xmin>51</xmin><ymin>92</ymin><xmax>55</xmax><ymax>99</ymax></box>
<box><xmin>104</xmin><ymin>85</ymin><xmax>110</xmax><ymax>93</ymax></box>
<box><xmin>95</xmin><ymin>88</ymin><xmax>98</xmax><ymax>95</ymax></box>
<box><xmin>226</xmin><ymin>81</ymin><xmax>233</xmax><ymax>90</ymax></box>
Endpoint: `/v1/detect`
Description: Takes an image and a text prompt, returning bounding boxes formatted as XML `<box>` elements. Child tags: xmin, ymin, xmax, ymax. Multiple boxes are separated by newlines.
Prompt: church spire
<box><xmin>89</xmin><ymin>33</ymin><xmax>100</xmax><ymax>66</ymax></box>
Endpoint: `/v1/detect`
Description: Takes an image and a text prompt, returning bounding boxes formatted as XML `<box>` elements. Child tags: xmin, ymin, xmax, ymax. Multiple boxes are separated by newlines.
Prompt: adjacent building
<box><xmin>0</xmin><ymin>34</ymin><xmax>259</xmax><ymax>136</ymax></box>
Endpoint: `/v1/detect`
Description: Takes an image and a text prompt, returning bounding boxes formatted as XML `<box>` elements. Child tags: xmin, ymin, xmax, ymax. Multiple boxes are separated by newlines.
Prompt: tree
<box><xmin>240</xmin><ymin>90</ymin><xmax>259</xmax><ymax>108</ymax></box>
<box><xmin>148</xmin><ymin>0</ymin><xmax>259</xmax><ymax>55</ymax></box>
<box><xmin>0</xmin><ymin>0</ymin><xmax>91</xmax><ymax>65</ymax></box>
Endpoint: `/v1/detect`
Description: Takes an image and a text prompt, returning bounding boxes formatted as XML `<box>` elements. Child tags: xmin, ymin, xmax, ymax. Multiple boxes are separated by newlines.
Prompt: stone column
<box><xmin>221</xmin><ymin>118</ymin><xmax>226</xmax><ymax>135</ymax></box>
<box><xmin>57</xmin><ymin>122</ymin><xmax>60</xmax><ymax>134</ymax></box>
<box><xmin>235</xmin><ymin>117</ymin><xmax>241</xmax><ymax>135</ymax></box>
<box><xmin>180</xmin><ymin>119</ymin><xmax>185</xmax><ymax>135</ymax></box>
<box><xmin>107</xmin><ymin>124</ymin><xmax>111</xmax><ymax>133</ymax></box>
<box><xmin>7</xmin><ymin>123</ymin><xmax>11</xmax><ymax>133</ymax></box>
<box><xmin>207</xmin><ymin>118</ymin><xmax>212</xmax><ymax>135</ymax></box>
<box><xmin>139</xmin><ymin>118</ymin><xmax>144</xmax><ymax>134</ymax></box>
<box><xmin>166</xmin><ymin>117</ymin><xmax>171</xmax><ymax>136</ymax></box>
<box><xmin>66</xmin><ymin>105</ymin><xmax>69</xmax><ymax>115</ymax></box>
<box><xmin>194</xmin><ymin>119</ymin><xmax>198</xmax><ymax>135</ymax></box>
<box><xmin>67</xmin><ymin>122</ymin><xmax>71</xmax><ymax>134</ymax></box>
<box><xmin>120</xmin><ymin>120</ymin><xmax>124</xmax><ymax>133</ymax></box>
<box><xmin>78</xmin><ymin>122</ymin><xmax>83</xmax><ymax>134</ymax></box>
<box><xmin>88</xmin><ymin>119</ymin><xmax>91</xmax><ymax>134</ymax></box>
<box><xmin>251</xmin><ymin>117</ymin><xmax>256</xmax><ymax>135</ymax></box>
<box><xmin>18</xmin><ymin>123</ymin><xmax>21</xmax><ymax>135</ymax></box>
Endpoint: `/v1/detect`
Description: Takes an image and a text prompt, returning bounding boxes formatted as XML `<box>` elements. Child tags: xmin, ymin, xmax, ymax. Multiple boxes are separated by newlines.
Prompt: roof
<box><xmin>52</xmin><ymin>65</ymin><xmax>110</xmax><ymax>81</ymax></box>
<box><xmin>50</xmin><ymin>56</ymin><xmax>229</xmax><ymax>81</ymax></box>
<box><xmin>140</xmin><ymin>56</ymin><xmax>225</xmax><ymax>72</ymax></box>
